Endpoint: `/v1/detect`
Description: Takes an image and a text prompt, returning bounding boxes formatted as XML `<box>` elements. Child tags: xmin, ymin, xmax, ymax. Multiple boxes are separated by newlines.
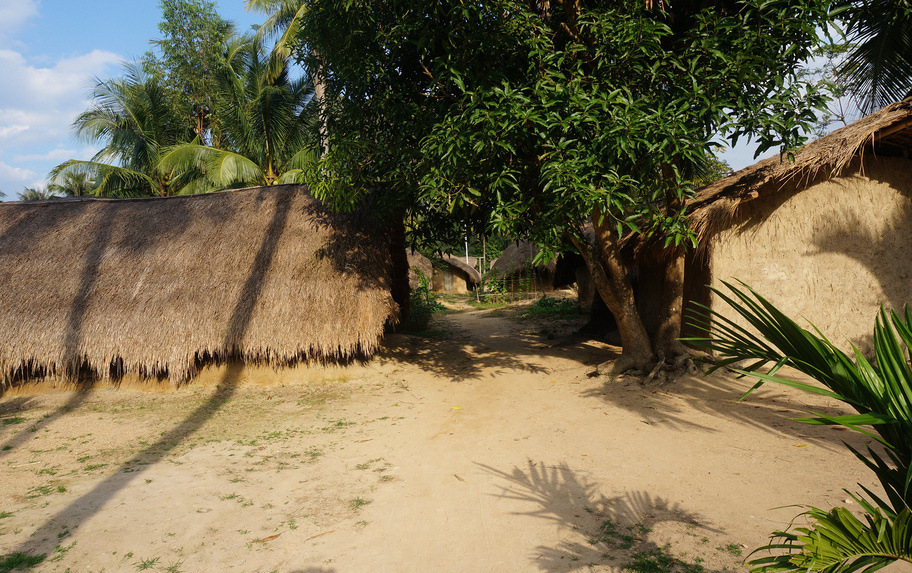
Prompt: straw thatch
<box><xmin>407</xmin><ymin>249</ymin><xmax>433</xmax><ymax>289</ymax></box>
<box><xmin>689</xmin><ymin>97</ymin><xmax>912</xmax><ymax>242</ymax></box>
<box><xmin>682</xmin><ymin>99</ymin><xmax>912</xmax><ymax>353</ymax></box>
<box><xmin>440</xmin><ymin>254</ymin><xmax>482</xmax><ymax>285</ymax></box>
<box><xmin>0</xmin><ymin>184</ymin><xmax>396</xmax><ymax>384</ymax></box>
<box><xmin>429</xmin><ymin>254</ymin><xmax>481</xmax><ymax>293</ymax></box>
<box><xmin>489</xmin><ymin>241</ymin><xmax>557</xmax><ymax>294</ymax></box>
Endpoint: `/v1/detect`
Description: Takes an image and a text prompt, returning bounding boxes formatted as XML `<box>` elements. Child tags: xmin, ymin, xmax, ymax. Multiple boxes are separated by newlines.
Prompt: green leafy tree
<box><xmin>690</xmin><ymin>281</ymin><xmax>912</xmax><ymax>573</ymax></box>
<box><xmin>158</xmin><ymin>36</ymin><xmax>317</xmax><ymax>190</ymax></box>
<box><xmin>286</xmin><ymin>0</ymin><xmax>832</xmax><ymax>371</ymax></box>
<box><xmin>143</xmin><ymin>0</ymin><xmax>235</xmax><ymax>143</ymax></box>
<box><xmin>49</xmin><ymin>63</ymin><xmax>195</xmax><ymax>197</ymax></box>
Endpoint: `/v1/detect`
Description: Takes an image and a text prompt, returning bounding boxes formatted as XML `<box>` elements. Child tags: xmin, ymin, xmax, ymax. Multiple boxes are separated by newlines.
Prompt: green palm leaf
<box><xmin>687</xmin><ymin>281</ymin><xmax>912</xmax><ymax>573</ymax></box>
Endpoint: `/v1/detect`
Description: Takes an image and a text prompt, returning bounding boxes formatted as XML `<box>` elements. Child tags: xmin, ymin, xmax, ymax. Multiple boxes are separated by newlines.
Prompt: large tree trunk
<box><xmin>654</xmin><ymin>244</ymin><xmax>687</xmax><ymax>358</ymax></box>
<box><xmin>570</xmin><ymin>211</ymin><xmax>654</xmax><ymax>375</ymax></box>
<box><xmin>653</xmin><ymin>186</ymin><xmax>688</xmax><ymax>359</ymax></box>
<box><xmin>388</xmin><ymin>214</ymin><xmax>411</xmax><ymax>323</ymax></box>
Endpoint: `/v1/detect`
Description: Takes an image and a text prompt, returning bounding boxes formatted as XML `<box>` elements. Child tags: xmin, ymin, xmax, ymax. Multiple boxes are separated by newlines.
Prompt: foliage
<box><xmin>520</xmin><ymin>296</ymin><xmax>579</xmax><ymax>319</ymax></box>
<box><xmin>397</xmin><ymin>270</ymin><xmax>443</xmax><ymax>332</ymax></box>
<box><xmin>17</xmin><ymin>187</ymin><xmax>61</xmax><ymax>201</ymax></box>
<box><xmin>838</xmin><ymin>0</ymin><xmax>912</xmax><ymax>114</ymax></box>
<box><xmin>280</xmin><ymin>0</ymin><xmax>833</xmax><ymax>364</ymax></box>
<box><xmin>417</xmin><ymin>0</ymin><xmax>832</xmax><ymax>248</ymax></box>
<box><xmin>143</xmin><ymin>0</ymin><xmax>235</xmax><ymax>142</ymax></box>
<box><xmin>49</xmin><ymin>63</ymin><xmax>195</xmax><ymax>197</ymax></box>
<box><xmin>157</xmin><ymin>36</ymin><xmax>317</xmax><ymax>190</ymax></box>
<box><xmin>688</xmin><ymin>281</ymin><xmax>912</xmax><ymax>573</ymax></box>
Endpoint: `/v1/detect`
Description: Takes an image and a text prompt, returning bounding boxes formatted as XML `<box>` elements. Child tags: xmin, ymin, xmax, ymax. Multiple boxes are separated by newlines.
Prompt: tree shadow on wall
<box><xmin>811</xmin><ymin>183</ymin><xmax>912</xmax><ymax>353</ymax></box>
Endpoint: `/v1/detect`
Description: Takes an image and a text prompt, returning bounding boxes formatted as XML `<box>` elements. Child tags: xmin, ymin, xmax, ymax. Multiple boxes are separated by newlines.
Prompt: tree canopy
<box><xmin>282</xmin><ymin>0</ymin><xmax>834</xmax><ymax>369</ymax></box>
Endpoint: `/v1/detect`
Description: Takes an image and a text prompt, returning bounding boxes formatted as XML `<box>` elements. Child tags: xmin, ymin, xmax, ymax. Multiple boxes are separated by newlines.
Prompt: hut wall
<box><xmin>704</xmin><ymin>156</ymin><xmax>912</xmax><ymax>354</ymax></box>
<box><xmin>432</xmin><ymin>268</ymin><xmax>472</xmax><ymax>293</ymax></box>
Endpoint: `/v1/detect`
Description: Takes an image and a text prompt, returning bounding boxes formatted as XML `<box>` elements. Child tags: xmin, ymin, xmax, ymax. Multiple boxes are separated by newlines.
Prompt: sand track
<box><xmin>0</xmin><ymin>307</ymin><xmax>872</xmax><ymax>572</ymax></box>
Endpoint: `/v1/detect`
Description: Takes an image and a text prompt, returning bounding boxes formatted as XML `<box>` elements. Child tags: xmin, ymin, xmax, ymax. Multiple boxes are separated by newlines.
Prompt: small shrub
<box><xmin>521</xmin><ymin>296</ymin><xmax>579</xmax><ymax>318</ymax></box>
<box><xmin>398</xmin><ymin>270</ymin><xmax>443</xmax><ymax>332</ymax></box>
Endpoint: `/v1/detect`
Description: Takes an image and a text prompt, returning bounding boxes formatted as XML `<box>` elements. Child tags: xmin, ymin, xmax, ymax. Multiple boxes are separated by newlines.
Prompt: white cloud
<box><xmin>0</xmin><ymin>124</ymin><xmax>28</xmax><ymax>138</ymax></box>
<box><xmin>13</xmin><ymin>147</ymin><xmax>77</xmax><ymax>162</ymax></box>
<box><xmin>0</xmin><ymin>0</ymin><xmax>38</xmax><ymax>36</ymax></box>
<box><xmin>0</xmin><ymin>49</ymin><xmax>121</xmax><ymax>150</ymax></box>
<box><xmin>0</xmin><ymin>159</ymin><xmax>37</xmax><ymax>183</ymax></box>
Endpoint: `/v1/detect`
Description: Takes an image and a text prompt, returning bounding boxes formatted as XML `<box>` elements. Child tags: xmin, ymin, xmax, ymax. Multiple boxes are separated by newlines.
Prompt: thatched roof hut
<box><xmin>0</xmin><ymin>184</ymin><xmax>396</xmax><ymax>385</ymax></box>
<box><xmin>682</xmin><ymin>98</ymin><xmax>912</xmax><ymax>352</ymax></box>
<box><xmin>430</xmin><ymin>254</ymin><xmax>481</xmax><ymax>293</ymax></box>
<box><xmin>490</xmin><ymin>241</ymin><xmax>557</xmax><ymax>293</ymax></box>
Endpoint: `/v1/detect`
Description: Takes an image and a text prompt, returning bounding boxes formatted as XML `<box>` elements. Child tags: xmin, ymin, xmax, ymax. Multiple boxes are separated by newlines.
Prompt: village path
<box><xmin>0</xmin><ymin>305</ymin><xmax>875</xmax><ymax>573</ymax></box>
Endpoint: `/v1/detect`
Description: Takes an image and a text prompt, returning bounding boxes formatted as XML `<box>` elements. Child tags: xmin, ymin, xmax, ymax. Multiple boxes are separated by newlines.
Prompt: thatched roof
<box><xmin>0</xmin><ymin>184</ymin><xmax>396</xmax><ymax>384</ymax></box>
<box><xmin>406</xmin><ymin>249</ymin><xmax>433</xmax><ymax>288</ymax></box>
<box><xmin>690</xmin><ymin>98</ymin><xmax>912</xmax><ymax>241</ymax></box>
<box><xmin>491</xmin><ymin>241</ymin><xmax>556</xmax><ymax>278</ymax></box>
<box><xmin>439</xmin><ymin>254</ymin><xmax>482</xmax><ymax>285</ymax></box>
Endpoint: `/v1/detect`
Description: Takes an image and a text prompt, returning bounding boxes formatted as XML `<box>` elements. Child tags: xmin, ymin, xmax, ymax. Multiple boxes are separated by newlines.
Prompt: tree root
<box><xmin>641</xmin><ymin>349</ymin><xmax>711</xmax><ymax>385</ymax></box>
<box><xmin>596</xmin><ymin>348</ymin><xmax>714</xmax><ymax>384</ymax></box>
<box><xmin>595</xmin><ymin>353</ymin><xmax>650</xmax><ymax>380</ymax></box>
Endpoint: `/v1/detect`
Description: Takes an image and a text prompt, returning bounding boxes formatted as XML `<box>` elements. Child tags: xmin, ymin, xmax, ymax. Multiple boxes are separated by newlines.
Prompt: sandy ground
<box><xmin>0</xmin><ymin>303</ymin><xmax>877</xmax><ymax>573</ymax></box>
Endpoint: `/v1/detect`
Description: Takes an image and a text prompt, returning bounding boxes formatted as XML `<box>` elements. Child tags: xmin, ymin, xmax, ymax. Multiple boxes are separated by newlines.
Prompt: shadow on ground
<box><xmin>379</xmin><ymin>307</ymin><xmax>613</xmax><ymax>382</ymax></box>
<box><xmin>480</xmin><ymin>460</ymin><xmax>728</xmax><ymax>573</ymax></box>
<box><xmin>581</xmin><ymin>369</ymin><xmax>872</xmax><ymax>455</ymax></box>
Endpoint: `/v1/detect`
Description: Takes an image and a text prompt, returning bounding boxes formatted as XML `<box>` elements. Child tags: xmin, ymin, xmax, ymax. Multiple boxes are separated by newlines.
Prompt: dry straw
<box><xmin>0</xmin><ymin>184</ymin><xmax>396</xmax><ymax>385</ymax></box>
<box><xmin>689</xmin><ymin>97</ymin><xmax>912</xmax><ymax>242</ymax></box>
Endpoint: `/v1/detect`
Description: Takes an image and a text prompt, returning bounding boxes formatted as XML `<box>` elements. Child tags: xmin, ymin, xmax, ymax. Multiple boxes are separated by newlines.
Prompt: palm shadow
<box><xmin>479</xmin><ymin>460</ymin><xmax>723</xmax><ymax>572</ymax></box>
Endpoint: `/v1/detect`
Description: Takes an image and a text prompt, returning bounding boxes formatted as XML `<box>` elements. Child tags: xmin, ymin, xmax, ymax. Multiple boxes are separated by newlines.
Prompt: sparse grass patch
<box><xmin>519</xmin><ymin>296</ymin><xmax>579</xmax><ymax>319</ymax></box>
<box><xmin>0</xmin><ymin>552</ymin><xmax>46</xmax><ymax>571</ymax></box>
<box><xmin>26</xmin><ymin>484</ymin><xmax>66</xmax><ymax>499</ymax></box>
<box><xmin>1</xmin><ymin>417</ymin><xmax>25</xmax><ymax>426</ymax></box>
<box><xmin>134</xmin><ymin>556</ymin><xmax>160</xmax><ymax>570</ymax></box>
<box><xmin>47</xmin><ymin>541</ymin><xmax>77</xmax><ymax>563</ymax></box>
<box><xmin>717</xmin><ymin>543</ymin><xmax>741</xmax><ymax>557</ymax></box>
<box><xmin>349</xmin><ymin>498</ymin><xmax>372</xmax><ymax>510</ymax></box>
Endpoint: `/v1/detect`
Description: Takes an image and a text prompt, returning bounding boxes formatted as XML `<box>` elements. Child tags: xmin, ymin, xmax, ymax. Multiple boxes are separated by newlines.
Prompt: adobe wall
<box><xmin>706</xmin><ymin>156</ymin><xmax>912</xmax><ymax>354</ymax></box>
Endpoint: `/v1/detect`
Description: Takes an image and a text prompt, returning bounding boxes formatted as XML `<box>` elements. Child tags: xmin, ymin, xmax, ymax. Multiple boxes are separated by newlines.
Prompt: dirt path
<box><xmin>0</xmin><ymin>307</ymin><xmax>872</xmax><ymax>572</ymax></box>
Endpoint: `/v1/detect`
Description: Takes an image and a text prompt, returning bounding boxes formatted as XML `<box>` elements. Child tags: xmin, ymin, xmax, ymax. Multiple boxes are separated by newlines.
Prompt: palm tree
<box><xmin>690</xmin><ymin>281</ymin><xmax>912</xmax><ymax>573</ymax></box>
<box><xmin>47</xmin><ymin>171</ymin><xmax>96</xmax><ymax>197</ymax></box>
<box><xmin>839</xmin><ymin>1</ymin><xmax>912</xmax><ymax>113</ymax></box>
<box><xmin>245</xmin><ymin>0</ymin><xmax>328</xmax><ymax>152</ymax></box>
<box><xmin>49</xmin><ymin>62</ymin><xmax>195</xmax><ymax>197</ymax></box>
<box><xmin>17</xmin><ymin>187</ymin><xmax>61</xmax><ymax>201</ymax></box>
<box><xmin>158</xmin><ymin>36</ymin><xmax>317</xmax><ymax>190</ymax></box>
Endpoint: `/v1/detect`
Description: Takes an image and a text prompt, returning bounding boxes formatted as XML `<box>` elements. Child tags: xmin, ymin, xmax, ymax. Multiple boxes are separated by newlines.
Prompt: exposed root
<box><xmin>596</xmin><ymin>353</ymin><xmax>650</xmax><ymax>380</ymax></box>
<box><xmin>642</xmin><ymin>348</ymin><xmax>712</xmax><ymax>385</ymax></box>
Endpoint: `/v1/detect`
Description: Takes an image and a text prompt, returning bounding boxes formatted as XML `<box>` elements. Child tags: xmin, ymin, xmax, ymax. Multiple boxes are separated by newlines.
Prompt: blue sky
<box><xmin>0</xmin><ymin>0</ymin><xmax>264</xmax><ymax>198</ymax></box>
<box><xmin>0</xmin><ymin>0</ymin><xmax>782</xmax><ymax>199</ymax></box>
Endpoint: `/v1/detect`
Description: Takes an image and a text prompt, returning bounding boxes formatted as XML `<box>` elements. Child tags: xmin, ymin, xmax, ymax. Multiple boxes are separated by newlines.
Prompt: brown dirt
<box><xmin>0</xmin><ymin>303</ymin><xmax>876</xmax><ymax>573</ymax></box>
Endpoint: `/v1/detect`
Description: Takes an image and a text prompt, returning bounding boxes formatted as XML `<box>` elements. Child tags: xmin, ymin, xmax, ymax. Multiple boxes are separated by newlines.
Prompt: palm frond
<box><xmin>688</xmin><ymin>281</ymin><xmax>912</xmax><ymax>508</ymax></box>
<box><xmin>748</xmin><ymin>505</ymin><xmax>912</xmax><ymax>573</ymax></box>
<box><xmin>158</xmin><ymin>143</ymin><xmax>265</xmax><ymax>189</ymax></box>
